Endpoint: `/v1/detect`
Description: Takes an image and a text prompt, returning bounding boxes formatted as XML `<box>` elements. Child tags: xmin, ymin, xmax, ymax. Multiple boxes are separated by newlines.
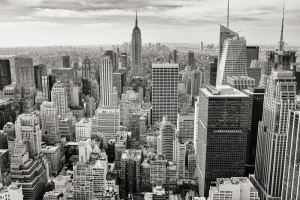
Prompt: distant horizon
<box><xmin>1</xmin><ymin>41</ymin><xmax>300</xmax><ymax>49</ymax></box>
<box><xmin>0</xmin><ymin>0</ymin><xmax>300</xmax><ymax>47</ymax></box>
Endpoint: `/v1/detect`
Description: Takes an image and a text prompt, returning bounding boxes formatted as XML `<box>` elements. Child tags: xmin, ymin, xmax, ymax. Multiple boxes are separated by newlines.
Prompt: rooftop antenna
<box><xmin>227</xmin><ymin>0</ymin><xmax>230</xmax><ymax>28</ymax></box>
<box><xmin>279</xmin><ymin>3</ymin><xmax>285</xmax><ymax>51</ymax></box>
<box><xmin>135</xmin><ymin>9</ymin><xmax>138</xmax><ymax>27</ymax></box>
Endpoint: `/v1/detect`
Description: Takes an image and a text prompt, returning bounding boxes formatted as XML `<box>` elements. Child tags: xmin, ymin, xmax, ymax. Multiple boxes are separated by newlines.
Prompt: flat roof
<box><xmin>202</xmin><ymin>85</ymin><xmax>249</xmax><ymax>98</ymax></box>
<box><xmin>152</xmin><ymin>63</ymin><xmax>179</xmax><ymax>68</ymax></box>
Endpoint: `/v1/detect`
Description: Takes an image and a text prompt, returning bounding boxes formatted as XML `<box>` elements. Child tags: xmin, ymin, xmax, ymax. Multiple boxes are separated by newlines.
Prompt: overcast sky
<box><xmin>0</xmin><ymin>0</ymin><xmax>299</xmax><ymax>47</ymax></box>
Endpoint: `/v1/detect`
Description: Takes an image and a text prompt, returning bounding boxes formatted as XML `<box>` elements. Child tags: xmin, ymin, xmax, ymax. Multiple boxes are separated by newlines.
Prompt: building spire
<box><xmin>227</xmin><ymin>0</ymin><xmax>229</xmax><ymax>28</ymax></box>
<box><xmin>279</xmin><ymin>3</ymin><xmax>285</xmax><ymax>51</ymax></box>
<box><xmin>135</xmin><ymin>9</ymin><xmax>138</xmax><ymax>27</ymax></box>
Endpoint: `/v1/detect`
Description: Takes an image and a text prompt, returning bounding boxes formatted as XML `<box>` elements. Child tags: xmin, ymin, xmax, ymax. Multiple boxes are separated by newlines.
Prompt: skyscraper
<box><xmin>120</xmin><ymin>149</ymin><xmax>142</xmax><ymax>198</ymax></box>
<box><xmin>251</xmin><ymin>71</ymin><xmax>296</xmax><ymax>199</ymax></box>
<box><xmin>282</xmin><ymin>110</ymin><xmax>300</xmax><ymax>200</ymax></box>
<box><xmin>15</xmin><ymin>57</ymin><xmax>34</xmax><ymax>87</ymax></box>
<box><xmin>216</xmin><ymin>36</ymin><xmax>248</xmax><ymax>85</ymax></box>
<box><xmin>34</xmin><ymin>64</ymin><xmax>47</xmax><ymax>91</ymax></box>
<box><xmin>218</xmin><ymin>25</ymin><xmax>239</xmax><ymax>66</ymax></box>
<box><xmin>152</xmin><ymin>63</ymin><xmax>179</xmax><ymax>125</ymax></box>
<box><xmin>158</xmin><ymin>116</ymin><xmax>176</xmax><ymax>162</ymax></box>
<box><xmin>131</xmin><ymin>11</ymin><xmax>143</xmax><ymax>77</ymax></box>
<box><xmin>105</xmin><ymin>50</ymin><xmax>117</xmax><ymax>72</ymax></box>
<box><xmin>92</xmin><ymin>106</ymin><xmax>121</xmax><ymax>143</ymax></box>
<box><xmin>204</xmin><ymin>58</ymin><xmax>218</xmax><ymax>86</ymax></box>
<box><xmin>191</xmin><ymin>70</ymin><xmax>201</xmax><ymax>96</ymax></box>
<box><xmin>82</xmin><ymin>56</ymin><xmax>91</xmax><ymax>79</ymax></box>
<box><xmin>40</xmin><ymin>101</ymin><xmax>61</xmax><ymax>145</ymax></box>
<box><xmin>243</xmin><ymin>87</ymin><xmax>265</xmax><ymax>175</ymax></box>
<box><xmin>62</xmin><ymin>55</ymin><xmax>70</xmax><ymax>68</ymax></box>
<box><xmin>42</xmin><ymin>74</ymin><xmax>56</xmax><ymax>101</ymax></box>
<box><xmin>196</xmin><ymin>85</ymin><xmax>250</xmax><ymax>197</ymax></box>
<box><xmin>15</xmin><ymin>112</ymin><xmax>42</xmax><ymax>158</ymax></box>
<box><xmin>259</xmin><ymin>5</ymin><xmax>297</xmax><ymax>89</ymax></box>
<box><xmin>188</xmin><ymin>51</ymin><xmax>195</xmax><ymax>70</ymax></box>
<box><xmin>51</xmin><ymin>81</ymin><xmax>68</xmax><ymax>116</ymax></box>
<box><xmin>121</xmin><ymin>53</ymin><xmax>128</xmax><ymax>70</ymax></box>
<box><xmin>246</xmin><ymin>46</ymin><xmax>259</xmax><ymax>68</ymax></box>
<box><xmin>173</xmin><ymin>50</ymin><xmax>178</xmax><ymax>64</ymax></box>
<box><xmin>100</xmin><ymin>56</ymin><xmax>113</xmax><ymax>106</ymax></box>
<box><xmin>0</xmin><ymin>59</ymin><xmax>11</xmax><ymax>90</ymax></box>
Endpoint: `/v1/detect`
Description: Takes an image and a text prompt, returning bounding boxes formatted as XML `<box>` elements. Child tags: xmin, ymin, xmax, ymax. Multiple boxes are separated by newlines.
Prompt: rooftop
<box><xmin>121</xmin><ymin>149</ymin><xmax>142</xmax><ymax>160</ymax></box>
<box><xmin>202</xmin><ymin>85</ymin><xmax>249</xmax><ymax>98</ymax></box>
<box><xmin>152</xmin><ymin>63</ymin><xmax>179</xmax><ymax>69</ymax></box>
<box><xmin>227</xmin><ymin>76</ymin><xmax>255</xmax><ymax>81</ymax></box>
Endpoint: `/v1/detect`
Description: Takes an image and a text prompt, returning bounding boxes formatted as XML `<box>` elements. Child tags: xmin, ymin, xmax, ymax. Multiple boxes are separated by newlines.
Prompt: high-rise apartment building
<box><xmin>152</xmin><ymin>63</ymin><xmax>178</xmax><ymax>125</ymax></box>
<box><xmin>251</xmin><ymin>71</ymin><xmax>296</xmax><ymax>199</ymax></box>
<box><xmin>40</xmin><ymin>101</ymin><xmax>61</xmax><ymax>145</ymax></box>
<box><xmin>131</xmin><ymin>12</ymin><xmax>143</xmax><ymax>77</ymax></box>
<box><xmin>51</xmin><ymin>81</ymin><xmax>68</xmax><ymax>116</ymax></box>
<box><xmin>196</xmin><ymin>85</ymin><xmax>250</xmax><ymax>197</ymax></box>
<box><xmin>282</xmin><ymin>110</ymin><xmax>300</xmax><ymax>200</ymax></box>
<box><xmin>216</xmin><ymin>37</ymin><xmax>248</xmax><ymax>85</ymax></box>
<box><xmin>0</xmin><ymin>59</ymin><xmax>11</xmax><ymax>90</ymax></box>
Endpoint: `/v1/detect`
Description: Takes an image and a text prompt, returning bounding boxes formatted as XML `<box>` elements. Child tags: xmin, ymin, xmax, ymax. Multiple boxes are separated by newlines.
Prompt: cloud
<box><xmin>0</xmin><ymin>0</ymin><xmax>300</xmax><ymax>46</ymax></box>
<box><xmin>0</xmin><ymin>21</ymin><xmax>62</xmax><ymax>29</ymax></box>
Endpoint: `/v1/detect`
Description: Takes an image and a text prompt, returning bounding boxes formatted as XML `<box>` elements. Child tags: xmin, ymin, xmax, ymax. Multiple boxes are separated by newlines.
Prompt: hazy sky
<box><xmin>0</xmin><ymin>0</ymin><xmax>299</xmax><ymax>47</ymax></box>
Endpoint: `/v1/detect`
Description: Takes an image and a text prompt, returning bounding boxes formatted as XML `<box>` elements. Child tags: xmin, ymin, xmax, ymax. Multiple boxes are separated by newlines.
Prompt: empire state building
<box><xmin>131</xmin><ymin>12</ymin><xmax>143</xmax><ymax>77</ymax></box>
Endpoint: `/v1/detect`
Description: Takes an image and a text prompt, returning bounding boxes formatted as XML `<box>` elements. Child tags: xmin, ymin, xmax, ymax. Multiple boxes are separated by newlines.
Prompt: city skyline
<box><xmin>0</xmin><ymin>0</ymin><xmax>300</xmax><ymax>47</ymax></box>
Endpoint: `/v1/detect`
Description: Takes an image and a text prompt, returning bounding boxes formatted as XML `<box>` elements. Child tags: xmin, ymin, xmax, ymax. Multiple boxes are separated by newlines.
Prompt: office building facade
<box><xmin>196</xmin><ymin>85</ymin><xmax>250</xmax><ymax>197</ymax></box>
<box><xmin>152</xmin><ymin>63</ymin><xmax>179</xmax><ymax>125</ymax></box>
<box><xmin>216</xmin><ymin>37</ymin><xmax>248</xmax><ymax>85</ymax></box>
<box><xmin>252</xmin><ymin>71</ymin><xmax>296</xmax><ymax>199</ymax></box>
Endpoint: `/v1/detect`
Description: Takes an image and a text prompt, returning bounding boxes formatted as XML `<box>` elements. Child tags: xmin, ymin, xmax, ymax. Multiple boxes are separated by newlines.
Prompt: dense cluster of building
<box><xmin>0</xmin><ymin>3</ymin><xmax>299</xmax><ymax>200</ymax></box>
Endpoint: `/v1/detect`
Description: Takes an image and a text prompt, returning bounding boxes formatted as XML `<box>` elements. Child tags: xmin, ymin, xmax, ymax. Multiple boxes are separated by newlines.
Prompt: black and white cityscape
<box><xmin>0</xmin><ymin>0</ymin><xmax>300</xmax><ymax>199</ymax></box>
